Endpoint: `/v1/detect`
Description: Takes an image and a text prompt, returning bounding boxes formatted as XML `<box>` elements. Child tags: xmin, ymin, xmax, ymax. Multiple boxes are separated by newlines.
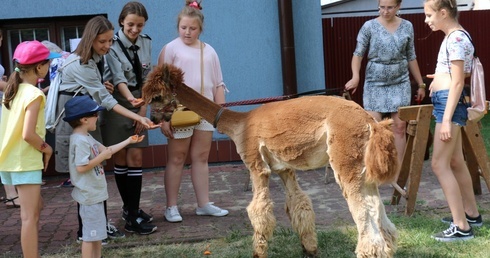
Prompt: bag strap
<box><xmin>446</xmin><ymin>30</ymin><xmax>476</xmax><ymax>74</ymax></box>
<box><xmin>458</xmin><ymin>30</ymin><xmax>477</xmax><ymax>57</ymax></box>
<box><xmin>53</xmin><ymin>86</ymin><xmax>83</xmax><ymax>127</ymax></box>
<box><xmin>200</xmin><ymin>41</ymin><xmax>204</xmax><ymax>95</ymax></box>
<box><xmin>58</xmin><ymin>56</ymin><xmax>81</xmax><ymax>73</ymax></box>
<box><xmin>445</xmin><ymin>30</ymin><xmax>473</xmax><ymax>104</ymax></box>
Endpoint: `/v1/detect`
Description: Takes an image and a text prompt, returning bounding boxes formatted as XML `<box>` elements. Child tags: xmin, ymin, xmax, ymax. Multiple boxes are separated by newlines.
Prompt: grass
<box><xmin>34</xmin><ymin>116</ymin><xmax>490</xmax><ymax>258</ymax></box>
<box><xmin>36</xmin><ymin>207</ymin><xmax>490</xmax><ymax>258</ymax></box>
<box><xmin>479</xmin><ymin>115</ymin><xmax>490</xmax><ymax>156</ymax></box>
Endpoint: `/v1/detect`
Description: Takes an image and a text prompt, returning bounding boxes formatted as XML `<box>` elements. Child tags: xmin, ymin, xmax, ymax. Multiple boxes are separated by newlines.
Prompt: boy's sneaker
<box><xmin>441</xmin><ymin>213</ymin><xmax>483</xmax><ymax>227</ymax></box>
<box><xmin>60</xmin><ymin>178</ymin><xmax>74</xmax><ymax>188</ymax></box>
<box><xmin>122</xmin><ymin>208</ymin><xmax>153</xmax><ymax>223</ymax></box>
<box><xmin>124</xmin><ymin>218</ymin><xmax>157</xmax><ymax>235</ymax></box>
<box><xmin>77</xmin><ymin>236</ymin><xmax>108</xmax><ymax>245</ymax></box>
<box><xmin>196</xmin><ymin>202</ymin><xmax>229</xmax><ymax>217</ymax></box>
<box><xmin>431</xmin><ymin>223</ymin><xmax>474</xmax><ymax>242</ymax></box>
<box><xmin>165</xmin><ymin>206</ymin><xmax>183</xmax><ymax>222</ymax></box>
<box><xmin>106</xmin><ymin>220</ymin><xmax>125</xmax><ymax>239</ymax></box>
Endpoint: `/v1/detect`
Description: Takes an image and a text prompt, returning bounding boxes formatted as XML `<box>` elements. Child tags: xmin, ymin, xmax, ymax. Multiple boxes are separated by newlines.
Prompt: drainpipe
<box><xmin>278</xmin><ymin>0</ymin><xmax>298</xmax><ymax>96</ymax></box>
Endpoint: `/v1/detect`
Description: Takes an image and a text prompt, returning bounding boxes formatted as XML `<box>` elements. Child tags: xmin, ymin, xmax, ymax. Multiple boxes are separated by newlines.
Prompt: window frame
<box><xmin>0</xmin><ymin>15</ymin><xmax>103</xmax><ymax>75</ymax></box>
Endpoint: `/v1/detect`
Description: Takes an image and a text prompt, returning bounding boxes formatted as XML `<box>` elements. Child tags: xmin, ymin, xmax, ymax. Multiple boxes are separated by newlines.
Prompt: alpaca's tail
<box><xmin>364</xmin><ymin>119</ymin><xmax>399</xmax><ymax>184</ymax></box>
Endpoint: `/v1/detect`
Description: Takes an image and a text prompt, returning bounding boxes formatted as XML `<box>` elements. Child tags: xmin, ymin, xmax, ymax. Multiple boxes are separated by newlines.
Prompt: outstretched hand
<box><xmin>129</xmin><ymin>135</ymin><xmax>145</xmax><ymax>144</ymax></box>
<box><xmin>129</xmin><ymin>98</ymin><xmax>145</xmax><ymax>108</ymax></box>
<box><xmin>137</xmin><ymin>117</ymin><xmax>161</xmax><ymax>130</ymax></box>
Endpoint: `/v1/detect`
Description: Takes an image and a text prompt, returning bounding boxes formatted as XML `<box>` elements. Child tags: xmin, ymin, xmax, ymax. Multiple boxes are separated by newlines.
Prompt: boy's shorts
<box><xmin>431</xmin><ymin>89</ymin><xmax>468</xmax><ymax>127</ymax></box>
<box><xmin>80</xmin><ymin>202</ymin><xmax>107</xmax><ymax>242</ymax></box>
<box><xmin>0</xmin><ymin>170</ymin><xmax>42</xmax><ymax>185</ymax></box>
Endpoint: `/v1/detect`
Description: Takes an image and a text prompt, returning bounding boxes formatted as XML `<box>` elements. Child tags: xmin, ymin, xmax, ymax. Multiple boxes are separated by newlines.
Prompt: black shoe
<box><xmin>124</xmin><ymin>218</ymin><xmax>157</xmax><ymax>235</ymax></box>
<box><xmin>60</xmin><ymin>178</ymin><xmax>74</xmax><ymax>188</ymax></box>
<box><xmin>106</xmin><ymin>220</ymin><xmax>125</xmax><ymax>239</ymax></box>
<box><xmin>441</xmin><ymin>213</ymin><xmax>483</xmax><ymax>227</ymax></box>
<box><xmin>138</xmin><ymin>209</ymin><xmax>153</xmax><ymax>223</ymax></box>
<box><xmin>432</xmin><ymin>223</ymin><xmax>474</xmax><ymax>242</ymax></box>
<box><xmin>122</xmin><ymin>208</ymin><xmax>153</xmax><ymax>223</ymax></box>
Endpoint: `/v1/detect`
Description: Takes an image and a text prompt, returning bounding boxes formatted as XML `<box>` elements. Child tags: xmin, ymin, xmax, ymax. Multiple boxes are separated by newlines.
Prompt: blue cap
<box><xmin>63</xmin><ymin>96</ymin><xmax>105</xmax><ymax>122</ymax></box>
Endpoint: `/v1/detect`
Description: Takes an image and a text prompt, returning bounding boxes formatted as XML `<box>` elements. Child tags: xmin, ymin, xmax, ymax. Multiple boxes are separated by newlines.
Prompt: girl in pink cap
<box><xmin>0</xmin><ymin>40</ymin><xmax>61</xmax><ymax>258</ymax></box>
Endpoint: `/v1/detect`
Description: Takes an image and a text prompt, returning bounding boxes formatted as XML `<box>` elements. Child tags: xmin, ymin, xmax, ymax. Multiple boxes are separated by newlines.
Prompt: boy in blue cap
<box><xmin>63</xmin><ymin>95</ymin><xmax>147</xmax><ymax>257</ymax></box>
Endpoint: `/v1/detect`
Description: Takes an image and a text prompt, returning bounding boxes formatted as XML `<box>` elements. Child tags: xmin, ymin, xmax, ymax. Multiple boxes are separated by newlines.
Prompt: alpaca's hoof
<box><xmin>252</xmin><ymin>252</ymin><xmax>266</xmax><ymax>258</ymax></box>
<box><xmin>302</xmin><ymin>246</ymin><xmax>318</xmax><ymax>258</ymax></box>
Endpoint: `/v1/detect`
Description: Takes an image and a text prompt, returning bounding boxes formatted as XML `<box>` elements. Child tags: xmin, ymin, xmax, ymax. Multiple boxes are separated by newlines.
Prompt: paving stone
<box><xmin>0</xmin><ymin>161</ymin><xmax>488</xmax><ymax>256</ymax></box>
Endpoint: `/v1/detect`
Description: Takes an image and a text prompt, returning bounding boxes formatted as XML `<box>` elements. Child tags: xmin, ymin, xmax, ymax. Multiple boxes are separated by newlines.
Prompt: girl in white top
<box><xmin>424</xmin><ymin>0</ymin><xmax>482</xmax><ymax>241</ymax></box>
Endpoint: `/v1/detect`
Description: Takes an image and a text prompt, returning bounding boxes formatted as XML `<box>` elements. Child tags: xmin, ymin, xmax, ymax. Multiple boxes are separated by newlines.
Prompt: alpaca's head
<box><xmin>142</xmin><ymin>63</ymin><xmax>184</xmax><ymax>123</ymax></box>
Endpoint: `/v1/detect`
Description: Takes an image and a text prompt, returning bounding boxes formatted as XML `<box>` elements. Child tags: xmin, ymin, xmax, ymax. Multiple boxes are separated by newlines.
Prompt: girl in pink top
<box><xmin>157</xmin><ymin>0</ymin><xmax>228</xmax><ymax>223</ymax></box>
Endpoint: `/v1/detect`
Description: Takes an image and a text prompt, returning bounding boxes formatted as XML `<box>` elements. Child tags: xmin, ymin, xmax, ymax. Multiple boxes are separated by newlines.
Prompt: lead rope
<box><xmin>213</xmin><ymin>87</ymin><xmax>349</xmax><ymax>127</ymax></box>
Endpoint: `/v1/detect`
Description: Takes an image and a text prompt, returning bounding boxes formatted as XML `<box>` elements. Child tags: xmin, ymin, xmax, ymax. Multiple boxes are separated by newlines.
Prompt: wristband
<box><xmin>418</xmin><ymin>83</ymin><xmax>426</xmax><ymax>89</ymax></box>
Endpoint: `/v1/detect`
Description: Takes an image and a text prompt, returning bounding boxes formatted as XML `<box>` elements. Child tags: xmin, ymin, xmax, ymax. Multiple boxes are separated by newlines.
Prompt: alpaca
<box><xmin>143</xmin><ymin>64</ymin><xmax>399</xmax><ymax>258</ymax></box>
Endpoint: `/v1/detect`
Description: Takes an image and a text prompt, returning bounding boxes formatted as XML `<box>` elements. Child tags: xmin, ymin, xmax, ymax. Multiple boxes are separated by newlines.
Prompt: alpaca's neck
<box><xmin>175</xmin><ymin>84</ymin><xmax>245</xmax><ymax>137</ymax></box>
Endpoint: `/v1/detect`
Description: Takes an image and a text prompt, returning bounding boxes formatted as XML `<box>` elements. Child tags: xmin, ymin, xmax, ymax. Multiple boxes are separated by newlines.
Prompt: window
<box><xmin>0</xmin><ymin>15</ymin><xmax>103</xmax><ymax>74</ymax></box>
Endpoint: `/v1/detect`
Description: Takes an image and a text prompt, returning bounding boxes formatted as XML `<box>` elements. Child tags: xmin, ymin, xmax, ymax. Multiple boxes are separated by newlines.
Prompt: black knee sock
<box><xmin>77</xmin><ymin>203</ymin><xmax>82</xmax><ymax>238</ymax></box>
<box><xmin>114</xmin><ymin>165</ymin><xmax>128</xmax><ymax>208</ymax></box>
<box><xmin>104</xmin><ymin>200</ymin><xmax>108</xmax><ymax>222</ymax></box>
<box><xmin>127</xmin><ymin>167</ymin><xmax>143</xmax><ymax>218</ymax></box>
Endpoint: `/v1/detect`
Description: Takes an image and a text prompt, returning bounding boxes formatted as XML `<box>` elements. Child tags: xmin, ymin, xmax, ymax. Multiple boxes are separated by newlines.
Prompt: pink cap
<box><xmin>13</xmin><ymin>40</ymin><xmax>62</xmax><ymax>65</ymax></box>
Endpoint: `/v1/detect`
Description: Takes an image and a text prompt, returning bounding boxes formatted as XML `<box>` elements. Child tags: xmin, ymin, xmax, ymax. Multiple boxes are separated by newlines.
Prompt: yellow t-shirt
<box><xmin>0</xmin><ymin>83</ymin><xmax>46</xmax><ymax>172</ymax></box>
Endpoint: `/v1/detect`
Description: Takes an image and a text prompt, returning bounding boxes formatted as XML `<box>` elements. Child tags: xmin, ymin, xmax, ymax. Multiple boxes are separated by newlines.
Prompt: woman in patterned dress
<box><xmin>345</xmin><ymin>0</ymin><xmax>426</xmax><ymax>173</ymax></box>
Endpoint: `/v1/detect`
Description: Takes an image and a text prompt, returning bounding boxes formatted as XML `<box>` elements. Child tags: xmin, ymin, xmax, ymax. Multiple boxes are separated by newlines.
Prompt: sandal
<box><xmin>4</xmin><ymin>196</ymin><xmax>20</xmax><ymax>208</ymax></box>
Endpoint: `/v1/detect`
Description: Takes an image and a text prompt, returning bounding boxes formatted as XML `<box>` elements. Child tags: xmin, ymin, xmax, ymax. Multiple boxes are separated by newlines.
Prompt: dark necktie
<box><xmin>96</xmin><ymin>58</ymin><xmax>104</xmax><ymax>84</ymax></box>
<box><xmin>129</xmin><ymin>45</ymin><xmax>143</xmax><ymax>89</ymax></box>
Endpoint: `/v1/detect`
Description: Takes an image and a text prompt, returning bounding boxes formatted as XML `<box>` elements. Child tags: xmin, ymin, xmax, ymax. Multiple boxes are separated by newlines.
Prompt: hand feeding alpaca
<box><xmin>143</xmin><ymin>64</ymin><xmax>399</xmax><ymax>258</ymax></box>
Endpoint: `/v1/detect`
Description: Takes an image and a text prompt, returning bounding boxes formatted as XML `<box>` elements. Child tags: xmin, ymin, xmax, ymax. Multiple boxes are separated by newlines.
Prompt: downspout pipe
<box><xmin>278</xmin><ymin>0</ymin><xmax>298</xmax><ymax>96</ymax></box>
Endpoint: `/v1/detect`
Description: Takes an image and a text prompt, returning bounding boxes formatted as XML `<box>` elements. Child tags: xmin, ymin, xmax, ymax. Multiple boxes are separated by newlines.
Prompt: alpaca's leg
<box><xmin>247</xmin><ymin>169</ymin><xmax>276</xmax><ymax>258</ymax></box>
<box><xmin>337</xmin><ymin>173</ymin><xmax>397</xmax><ymax>258</ymax></box>
<box><xmin>278</xmin><ymin>169</ymin><xmax>317</xmax><ymax>257</ymax></box>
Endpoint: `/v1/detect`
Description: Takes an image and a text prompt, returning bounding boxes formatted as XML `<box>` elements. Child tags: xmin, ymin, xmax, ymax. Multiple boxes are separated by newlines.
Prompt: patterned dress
<box><xmin>354</xmin><ymin>18</ymin><xmax>417</xmax><ymax>113</ymax></box>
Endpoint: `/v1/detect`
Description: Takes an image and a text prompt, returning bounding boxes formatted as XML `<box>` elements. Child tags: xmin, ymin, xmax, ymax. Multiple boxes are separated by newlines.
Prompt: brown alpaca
<box><xmin>143</xmin><ymin>64</ymin><xmax>399</xmax><ymax>258</ymax></box>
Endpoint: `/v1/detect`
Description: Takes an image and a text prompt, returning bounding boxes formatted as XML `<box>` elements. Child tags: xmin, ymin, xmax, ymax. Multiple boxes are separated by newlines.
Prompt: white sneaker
<box><xmin>165</xmin><ymin>206</ymin><xmax>183</xmax><ymax>222</ymax></box>
<box><xmin>196</xmin><ymin>202</ymin><xmax>229</xmax><ymax>217</ymax></box>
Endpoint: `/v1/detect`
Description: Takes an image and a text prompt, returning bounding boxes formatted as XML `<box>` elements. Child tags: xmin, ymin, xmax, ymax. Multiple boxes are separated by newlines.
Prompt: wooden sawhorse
<box><xmin>391</xmin><ymin>105</ymin><xmax>490</xmax><ymax>215</ymax></box>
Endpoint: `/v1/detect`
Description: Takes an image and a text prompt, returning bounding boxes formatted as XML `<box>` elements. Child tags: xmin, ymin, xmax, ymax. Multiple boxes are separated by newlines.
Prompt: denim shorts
<box><xmin>431</xmin><ymin>89</ymin><xmax>468</xmax><ymax>126</ymax></box>
<box><xmin>0</xmin><ymin>170</ymin><xmax>43</xmax><ymax>185</ymax></box>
